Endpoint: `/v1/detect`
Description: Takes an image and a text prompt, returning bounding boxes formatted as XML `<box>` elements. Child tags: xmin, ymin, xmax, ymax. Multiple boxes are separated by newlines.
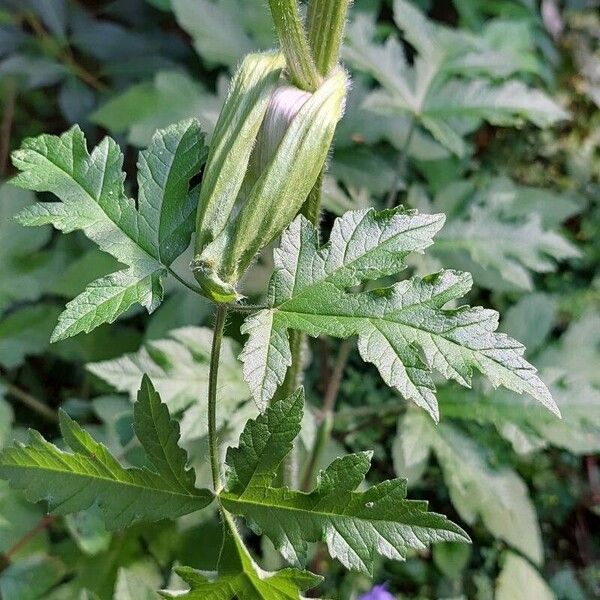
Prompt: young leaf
<box><xmin>241</xmin><ymin>210</ymin><xmax>558</xmax><ymax>420</ymax></box>
<box><xmin>220</xmin><ymin>389</ymin><xmax>470</xmax><ymax>576</ymax></box>
<box><xmin>11</xmin><ymin>120</ymin><xmax>207</xmax><ymax>341</ymax></box>
<box><xmin>0</xmin><ymin>378</ymin><xmax>212</xmax><ymax>529</ymax></box>
<box><xmin>162</xmin><ymin>513</ymin><xmax>321</xmax><ymax>599</ymax></box>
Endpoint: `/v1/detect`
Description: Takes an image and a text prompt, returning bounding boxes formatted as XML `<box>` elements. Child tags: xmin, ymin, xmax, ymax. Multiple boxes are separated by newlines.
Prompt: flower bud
<box><xmin>193</xmin><ymin>58</ymin><xmax>348</xmax><ymax>303</ymax></box>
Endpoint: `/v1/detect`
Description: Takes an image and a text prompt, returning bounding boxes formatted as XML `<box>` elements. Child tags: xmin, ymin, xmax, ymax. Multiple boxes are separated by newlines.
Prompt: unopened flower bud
<box><xmin>193</xmin><ymin>53</ymin><xmax>348</xmax><ymax>303</ymax></box>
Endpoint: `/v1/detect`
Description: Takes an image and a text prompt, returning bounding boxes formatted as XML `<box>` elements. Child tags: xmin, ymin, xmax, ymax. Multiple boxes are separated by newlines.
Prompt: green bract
<box><xmin>192</xmin><ymin>53</ymin><xmax>348</xmax><ymax>303</ymax></box>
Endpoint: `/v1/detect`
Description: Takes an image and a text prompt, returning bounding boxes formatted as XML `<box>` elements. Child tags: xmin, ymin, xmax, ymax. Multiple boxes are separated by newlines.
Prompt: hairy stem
<box><xmin>268</xmin><ymin>0</ymin><xmax>321</xmax><ymax>92</ymax></box>
<box><xmin>208</xmin><ymin>304</ymin><xmax>227</xmax><ymax>493</ymax></box>
<box><xmin>306</xmin><ymin>0</ymin><xmax>352</xmax><ymax>76</ymax></box>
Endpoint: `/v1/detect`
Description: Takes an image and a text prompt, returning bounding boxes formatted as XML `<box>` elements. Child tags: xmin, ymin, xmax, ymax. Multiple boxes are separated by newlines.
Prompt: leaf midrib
<box><xmin>30</xmin><ymin>143</ymin><xmax>161</xmax><ymax>268</ymax></box>
<box><xmin>275</xmin><ymin>214</ymin><xmax>442</xmax><ymax>309</ymax></box>
<box><xmin>1</xmin><ymin>455</ymin><xmax>210</xmax><ymax>502</ymax></box>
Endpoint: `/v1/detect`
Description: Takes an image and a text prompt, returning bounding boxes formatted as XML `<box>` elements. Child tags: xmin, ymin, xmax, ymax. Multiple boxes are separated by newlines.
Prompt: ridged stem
<box><xmin>306</xmin><ymin>0</ymin><xmax>352</xmax><ymax>76</ymax></box>
<box><xmin>208</xmin><ymin>304</ymin><xmax>227</xmax><ymax>493</ymax></box>
<box><xmin>268</xmin><ymin>0</ymin><xmax>321</xmax><ymax>92</ymax></box>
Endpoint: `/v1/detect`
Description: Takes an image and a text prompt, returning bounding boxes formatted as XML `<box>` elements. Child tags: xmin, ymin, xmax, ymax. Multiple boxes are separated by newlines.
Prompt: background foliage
<box><xmin>0</xmin><ymin>0</ymin><xmax>598</xmax><ymax>598</ymax></box>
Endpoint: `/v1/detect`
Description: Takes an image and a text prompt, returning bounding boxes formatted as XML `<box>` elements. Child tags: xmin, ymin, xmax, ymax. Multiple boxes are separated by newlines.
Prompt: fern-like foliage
<box><xmin>0</xmin><ymin>376</ymin><xmax>212</xmax><ymax>529</ymax></box>
<box><xmin>240</xmin><ymin>209</ymin><xmax>558</xmax><ymax>420</ymax></box>
<box><xmin>11</xmin><ymin>120</ymin><xmax>207</xmax><ymax>341</ymax></box>
<box><xmin>220</xmin><ymin>388</ymin><xmax>469</xmax><ymax>576</ymax></box>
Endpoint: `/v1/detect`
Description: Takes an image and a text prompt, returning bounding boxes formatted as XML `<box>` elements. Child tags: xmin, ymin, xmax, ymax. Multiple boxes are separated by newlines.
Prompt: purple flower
<box><xmin>358</xmin><ymin>583</ymin><xmax>395</xmax><ymax>600</ymax></box>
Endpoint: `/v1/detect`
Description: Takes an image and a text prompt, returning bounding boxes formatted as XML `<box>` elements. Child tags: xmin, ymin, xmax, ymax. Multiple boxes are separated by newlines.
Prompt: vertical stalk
<box><xmin>386</xmin><ymin>117</ymin><xmax>417</xmax><ymax>208</ymax></box>
<box><xmin>208</xmin><ymin>304</ymin><xmax>227</xmax><ymax>493</ymax></box>
<box><xmin>306</xmin><ymin>0</ymin><xmax>352</xmax><ymax>76</ymax></box>
<box><xmin>268</xmin><ymin>0</ymin><xmax>321</xmax><ymax>92</ymax></box>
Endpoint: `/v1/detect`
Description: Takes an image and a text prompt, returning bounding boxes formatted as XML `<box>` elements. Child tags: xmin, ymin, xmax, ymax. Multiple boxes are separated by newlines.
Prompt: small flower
<box><xmin>358</xmin><ymin>583</ymin><xmax>395</xmax><ymax>600</ymax></box>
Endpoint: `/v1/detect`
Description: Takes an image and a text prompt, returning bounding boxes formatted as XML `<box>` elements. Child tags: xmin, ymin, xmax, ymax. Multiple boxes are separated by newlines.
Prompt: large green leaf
<box><xmin>241</xmin><ymin>210</ymin><xmax>558</xmax><ymax>420</ymax></box>
<box><xmin>220</xmin><ymin>389</ymin><xmax>469</xmax><ymax>576</ymax></box>
<box><xmin>11</xmin><ymin>120</ymin><xmax>207</xmax><ymax>341</ymax></box>
<box><xmin>162</xmin><ymin>514</ymin><xmax>321</xmax><ymax>599</ymax></box>
<box><xmin>394</xmin><ymin>412</ymin><xmax>542</xmax><ymax>564</ymax></box>
<box><xmin>0</xmin><ymin>377</ymin><xmax>212</xmax><ymax>528</ymax></box>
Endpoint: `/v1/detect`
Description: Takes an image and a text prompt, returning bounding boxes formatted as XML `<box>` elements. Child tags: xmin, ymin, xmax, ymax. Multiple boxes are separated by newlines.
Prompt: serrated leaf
<box><xmin>133</xmin><ymin>375</ymin><xmax>196</xmax><ymax>492</ymax></box>
<box><xmin>241</xmin><ymin>210</ymin><xmax>558</xmax><ymax>420</ymax></box>
<box><xmin>162</xmin><ymin>513</ymin><xmax>321</xmax><ymax>599</ymax></box>
<box><xmin>88</xmin><ymin>326</ymin><xmax>248</xmax><ymax>413</ymax></box>
<box><xmin>344</xmin><ymin>10</ymin><xmax>567</xmax><ymax>157</ymax></box>
<box><xmin>220</xmin><ymin>390</ymin><xmax>469</xmax><ymax>576</ymax></box>
<box><xmin>0</xmin><ymin>380</ymin><xmax>212</xmax><ymax>529</ymax></box>
<box><xmin>11</xmin><ymin>120</ymin><xmax>207</xmax><ymax>340</ymax></box>
<box><xmin>442</xmin><ymin>312</ymin><xmax>600</xmax><ymax>454</ymax></box>
<box><xmin>395</xmin><ymin>412</ymin><xmax>543</xmax><ymax>564</ymax></box>
<box><xmin>432</xmin><ymin>189</ymin><xmax>580</xmax><ymax>291</ymax></box>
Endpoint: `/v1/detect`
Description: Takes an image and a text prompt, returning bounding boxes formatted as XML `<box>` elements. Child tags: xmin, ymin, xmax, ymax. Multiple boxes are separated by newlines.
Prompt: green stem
<box><xmin>385</xmin><ymin>117</ymin><xmax>417</xmax><ymax>208</ymax></box>
<box><xmin>208</xmin><ymin>304</ymin><xmax>227</xmax><ymax>493</ymax></box>
<box><xmin>306</xmin><ymin>0</ymin><xmax>351</xmax><ymax>76</ymax></box>
<box><xmin>268</xmin><ymin>0</ymin><xmax>321</xmax><ymax>92</ymax></box>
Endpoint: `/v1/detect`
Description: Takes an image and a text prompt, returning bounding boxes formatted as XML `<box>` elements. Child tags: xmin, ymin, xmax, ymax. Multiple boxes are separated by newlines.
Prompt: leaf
<box><xmin>441</xmin><ymin>312</ymin><xmax>600</xmax><ymax>455</ymax></box>
<box><xmin>114</xmin><ymin>568</ymin><xmax>162</xmax><ymax>600</ymax></box>
<box><xmin>392</xmin><ymin>0</ymin><xmax>544</xmax><ymax>79</ymax></box>
<box><xmin>0</xmin><ymin>305</ymin><xmax>62</xmax><ymax>369</ymax></box>
<box><xmin>412</xmin><ymin>177</ymin><xmax>580</xmax><ymax>291</ymax></box>
<box><xmin>0</xmin><ymin>378</ymin><xmax>212</xmax><ymax>529</ymax></box>
<box><xmin>92</xmin><ymin>71</ymin><xmax>223</xmax><ymax>147</ymax></box>
<box><xmin>162</xmin><ymin>513</ymin><xmax>321</xmax><ymax>599</ymax></box>
<box><xmin>133</xmin><ymin>374</ymin><xmax>196</xmax><ymax>492</ymax></box>
<box><xmin>344</xmin><ymin>11</ymin><xmax>567</xmax><ymax>157</ymax></box>
<box><xmin>496</xmin><ymin>552</ymin><xmax>554</xmax><ymax>600</ymax></box>
<box><xmin>241</xmin><ymin>210</ymin><xmax>558</xmax><ymax>420</ymax></box>
<box><xmin>171</xmin><ymin>0</ymin><xmax>273</xmax><ymax>67</ymax></box>
<box><xmin>395</xmin><ymin>412</ymin><xmax>543</xmax><ymax>564</ymax></box>
<box><xmin>11</xmin><ymin>120</ymin><xmax>207</xmax><ymax>340</ymax></box>
<box><xmin>0</xmin><ymin>554</ymin><xmax>66</xmax><ymax>600</ymax></box>
<box><xmin>0</xmin><ymin>183</ymin><xmax>59</xmax><ymax>311</ymax></box>
<box><xmin>220</xmin><ymin>389</ymin><xmax>469</xmax><ymax>576</ymax></box>
<box><xmin>88</xmin><ymin>326</ymin><xmax>248</xmax><ymax>413</ymax></box>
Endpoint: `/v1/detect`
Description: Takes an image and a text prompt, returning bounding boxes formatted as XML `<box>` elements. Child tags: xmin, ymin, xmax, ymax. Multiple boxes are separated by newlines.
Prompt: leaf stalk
<box><xmin>208</xmin><ymin>304</ymin><xmax>228</xmax><ymax>493</ymax></box>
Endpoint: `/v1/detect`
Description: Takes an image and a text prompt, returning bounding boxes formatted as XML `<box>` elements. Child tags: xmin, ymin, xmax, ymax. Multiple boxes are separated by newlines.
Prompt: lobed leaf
<box><xmin>220</xmin><ymin>390</ymin><xmax>469</xmax><ymax>576</ymax></box>
<box><xmin>11</xmin><ymin>120</ymin><xmax>207</xmax><ymax>341</ymax></box>
<box><xmin>0</xmin><ymin>377</ymin><xmax>212</xmax><ymax>529</ymax></box>
<box><xmin>240</xmin><ymin>210</ymin><xmax>559</xmax><ymax>420</ymax></box>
